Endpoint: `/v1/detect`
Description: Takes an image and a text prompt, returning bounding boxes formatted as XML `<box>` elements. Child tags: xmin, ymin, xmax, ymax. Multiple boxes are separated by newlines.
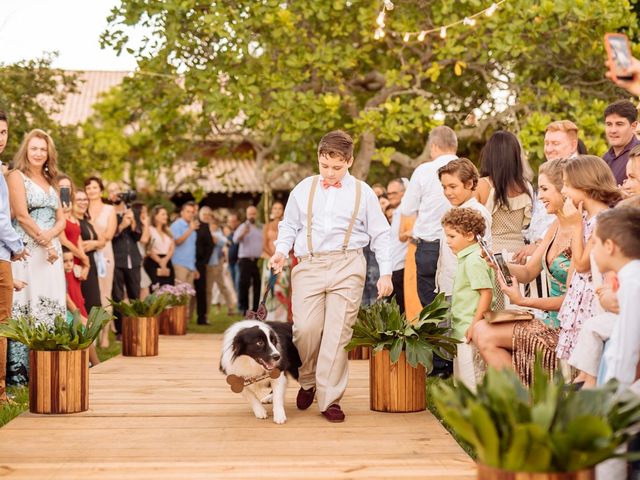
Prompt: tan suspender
<box><xmin>306</xmin><ymin>176</ymin><xmax>320</xmax><ymax>256</ymax></box>
<box><xmin>306</xmin><ymin>175</ymin><xmax>362</xmax><ymax>257</ymax></box>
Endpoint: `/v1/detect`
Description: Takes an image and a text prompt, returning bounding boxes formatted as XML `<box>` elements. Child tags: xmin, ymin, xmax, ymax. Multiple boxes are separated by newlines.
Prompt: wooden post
<box><xmin>369</xmin><ymin>349</ymin><xmax>426</xmax><ymax>413</ymax></box>
<box><xmin>122</xmin><ymin>316</ymin><xmax>159</xmax><ymax>357</ymax></box>
<box><xmin>29</xmin><ymin>349</ymin><xmax>89</xmax><ymax>414</ymax></box>
<box><xmin>348</xmin><ymin>346</ymin><xmax>370</xmax><ymax>360</ymax></box>
<box><xmin>476</xmin><ymin>464</ymin><xmax>595</xmax><ymax>480</ymax></box>
<box><xmin>159</xmin><ymin>305</ymin><xmax>188</xmax><ymax>336</ymax></box>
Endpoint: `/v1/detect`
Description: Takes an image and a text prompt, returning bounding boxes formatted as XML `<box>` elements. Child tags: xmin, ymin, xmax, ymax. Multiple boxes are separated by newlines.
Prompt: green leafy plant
<box><xmin>110</xmin><ymin>294</ymin><xmax>171</xmax><ymax>318</ymax></box>
<box><xmin>0</xmin><ymin>307</ymin><xmax>112</xmax><ymax>351</ymax></box>
<box><xmin>345</xmin><ymin>294</ymin><xmax>459</xmax><ymax>372</ymax></box>
<box><xmin>432</xmin><ymin>358</ymin><xmax>640</xmax><ymax>473</ymax></box>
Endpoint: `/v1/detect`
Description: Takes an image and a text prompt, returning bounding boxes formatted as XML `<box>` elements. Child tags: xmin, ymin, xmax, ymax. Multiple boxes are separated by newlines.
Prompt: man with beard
<box><xmin>233</xmin><ymin>205</ymin><xmax>263</xmax><ymax>315</ymax></box>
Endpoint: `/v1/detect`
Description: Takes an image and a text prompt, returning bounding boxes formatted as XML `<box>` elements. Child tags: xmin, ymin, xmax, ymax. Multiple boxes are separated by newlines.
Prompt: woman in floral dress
<box><xmin>6</xmin><ymin>129</ymin><xmax>66</xmax><ymax>385</ymax></box>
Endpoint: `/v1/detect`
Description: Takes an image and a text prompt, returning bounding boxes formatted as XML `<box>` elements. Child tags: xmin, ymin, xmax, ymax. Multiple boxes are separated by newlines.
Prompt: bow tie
<box><xmin>322</xmin><ymin>179</ymin><xmax>342</xmax><ymax>189</ymax></box>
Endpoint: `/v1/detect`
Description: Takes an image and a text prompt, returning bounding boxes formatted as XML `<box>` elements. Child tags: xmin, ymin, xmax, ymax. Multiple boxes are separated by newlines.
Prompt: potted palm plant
<box><xmin>153</xmin><ymin>282</ymin><xmax>195</xmax><ymax>335</ymax></box>
<box><xmin>110</xmin><ymin>294</ymin><xmax>171</xmax><ymax>357</ymax></box>
<box><xmin>432</xmin><ymin>359</ymin><xmax>640</xmax><ymax>480</ymax></box>
<box><xmin>346</xmin><ymin>294</ymin><xmax>459</xmax><ymax>413</ymax></box>
<box><xmin>0</xmin><ymin>307</ymin><xmax>112</xmax><ymax>414</ymax></box>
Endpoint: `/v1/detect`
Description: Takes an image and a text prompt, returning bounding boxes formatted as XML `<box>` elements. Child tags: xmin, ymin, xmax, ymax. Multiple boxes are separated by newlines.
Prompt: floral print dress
<box><xmin>555</xmin><ymin>213</ymin><xmax>597</xmax><ymax>360</ymax></box>
<box><xmin>7</xmin><ymin>173</ymin><xmax>66</xmax><ymax>386</ymax></box>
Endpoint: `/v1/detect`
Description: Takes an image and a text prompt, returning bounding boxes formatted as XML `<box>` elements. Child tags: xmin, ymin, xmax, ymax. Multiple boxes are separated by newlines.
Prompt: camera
<box><xmin>116</xmin><ymin>190</ymin><xmax>137</xmax><ymax>207</ymax></box>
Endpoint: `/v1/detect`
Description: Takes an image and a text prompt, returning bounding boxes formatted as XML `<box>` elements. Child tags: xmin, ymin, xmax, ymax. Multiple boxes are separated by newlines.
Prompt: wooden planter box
<box><xmin>29</xmin><ymin>349</ymin><xmax>89</xmax><ymax>414</ymax></box>
<box><xmin>477</xmin><ymin>464</ymin><xmax>595</xmax><ymax>480</ymax></box>
<box><xmin>369</xmin><ymin>349</ymin><xmax>426</xmax><ymax>413</ymax></box>
<box><xmin>348</xmin><ymin>345</ymin><xmax>370</xmax><ymax>360</ymax></box>
<box><xmin>159</xmin><ymin>305</ymin><xmax>188</xmax><ymax>335</ymax></box>
<box><xmin>122</xmin><ymin>316</ymin><xmax>159</xmax><ymax>357</ymax></box>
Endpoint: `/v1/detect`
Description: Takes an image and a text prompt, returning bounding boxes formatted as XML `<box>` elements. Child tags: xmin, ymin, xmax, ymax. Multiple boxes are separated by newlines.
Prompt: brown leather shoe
<box><xmin>321</xmin><ymin>404</ymin><xmax>345</xmax><ymax>423</ymax></box>
<box><xmin>296</xmin><ymin>386</ymin><xmax>315</xmax><ymax>410</ymax></box>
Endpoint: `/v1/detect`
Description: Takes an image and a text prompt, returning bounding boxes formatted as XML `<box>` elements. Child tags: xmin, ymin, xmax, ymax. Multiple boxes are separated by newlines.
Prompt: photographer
<box><xmin>107</xmin><ymin>182</ymin><xmax>142</xmax><ymax>337</ymax></box>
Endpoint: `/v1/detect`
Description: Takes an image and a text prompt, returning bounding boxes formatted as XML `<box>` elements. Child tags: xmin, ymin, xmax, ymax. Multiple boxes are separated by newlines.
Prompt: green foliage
<box><xmin>109</xmin><ymin>294</ymin><xmax>171</xmax><ymax>318</ymax></box>
<box><xmin>346</xmin><ymin>294</ymin><xmax>459</xmax><ymax>372</ymax></box>
<box><xmin>0</xmin><ymin>54</ymin><xmax>84</xmax><ymax>178</ymax></box>
<box><xmin>432</xmin><ymin>358</ymin><xmax>640</xmax><ymax>472</ymax></box>
<box><xmin>0</xmin><ymin>308</ymin><xmax>113</xmax><ymax>351</ymax></box>
<box><xmin>97</xmin><ymin>0</ymin><xmax>638</xmax><ymax>182</ymax></box>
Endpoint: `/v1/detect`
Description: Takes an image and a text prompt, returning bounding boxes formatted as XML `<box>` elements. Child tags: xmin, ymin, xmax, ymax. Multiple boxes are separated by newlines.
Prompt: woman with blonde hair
<box><xmin>6</xmin><ymin>129</ymin><xmax>66</xmax><ymax>385</ymax></box>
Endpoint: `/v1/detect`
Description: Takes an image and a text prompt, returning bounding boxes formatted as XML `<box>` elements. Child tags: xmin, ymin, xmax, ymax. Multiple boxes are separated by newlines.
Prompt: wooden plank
<box><xmin>0</xmin><ymin>334</ymin><xmax>475</xmax><ymax>479</ymax></box>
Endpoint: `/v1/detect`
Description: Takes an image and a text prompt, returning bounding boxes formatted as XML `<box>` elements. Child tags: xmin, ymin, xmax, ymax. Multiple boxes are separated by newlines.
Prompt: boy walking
<box><xmin>270</xmin><ymin>131</ymin><xmax>393</xmax><ymax>422</ymax></box>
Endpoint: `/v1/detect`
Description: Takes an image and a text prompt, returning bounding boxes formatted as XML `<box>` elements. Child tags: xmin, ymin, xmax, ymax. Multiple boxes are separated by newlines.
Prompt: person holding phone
<box><xmin>6</xmin><ymin>129</ymin><xmax>66</xmax><ymax>386</ymax></box>
<box><xmin>473</xmin><ymin>159</ymin><xmax>574</xmax><ymax>385</ymax></box>
<box><xmin>58</xmin><ymin>176</ymin><xmax>91</xmax><ymax>279</ymax></box>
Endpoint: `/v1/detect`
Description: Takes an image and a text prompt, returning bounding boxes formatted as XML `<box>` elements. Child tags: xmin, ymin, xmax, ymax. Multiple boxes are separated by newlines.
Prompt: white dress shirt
<box><xmin>400</xmin><ymin>154</ymin><xmax>458</xmax><ymax>241</ymax></box>
<box><xmin>274</xmin><ymin>172</ymin><xmax>392</xmax><ymax>275</ymax></box>
<box><xmin>603</xmin><ymin>260</ymin><xmax>640</xmax><ymax>391</ymax></box>
<box><xmin>390</xmin><ymin>204</ymin><xmax>408</xmax><ymax>272</ymax></box>
<box><xmin>437</xmin><ymin>197</ymin><xmax>493</xmax><ymax>296</ymax></box>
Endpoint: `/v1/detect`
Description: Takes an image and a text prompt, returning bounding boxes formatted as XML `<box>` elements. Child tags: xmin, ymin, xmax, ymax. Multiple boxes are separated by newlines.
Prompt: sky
<box><xmin>0</xmin><ymin>0</ymin><xmax>140</xmax><ymax>71</ymax></box>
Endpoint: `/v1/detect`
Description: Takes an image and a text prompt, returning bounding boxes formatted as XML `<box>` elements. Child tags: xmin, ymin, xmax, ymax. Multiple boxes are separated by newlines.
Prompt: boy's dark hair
<box><xmin>604</xmin><ymin>100</ymin><xmax>638</xmax><ymax>124</ymax></box>
<box><xmin>317</xmin><ymin>130</ymin><xmax>353</xmax><ymax>161</ymax></box>
<box><xmin>181</xmin><ymin>201</ymin><xmax>196</xmax><ymax>212</ymax></box>
<box><xmin>441</xmin><ymin>207</ymin><xmax>486</xmax><ymax>238</ymax></box>
<box><xmin>438</xmin><ymin>158</ymin><xmax>479</xmax><ymax>191</ymax></box>
<box><xmin>84</xmin><ymin>176</ymin><xmax>104</xmax><ymax>191</ymax></box>
<box><xmin>62</xmin><ymin>246</ymin><xmax>72</xmax><ymax>255</ymax></box>
<box><xmin>0</xmin><ymin>110</ymin><xmax>7</xmax><ymax>123</ymax></box>
<box><xmin>596</xmin><ymin>207</ymin><xmax>640</xmax><ymax>259</ymax></box>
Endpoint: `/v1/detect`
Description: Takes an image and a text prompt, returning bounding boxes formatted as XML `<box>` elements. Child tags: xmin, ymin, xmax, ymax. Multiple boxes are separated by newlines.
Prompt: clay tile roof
<box><xmin>156</xmin><ymin>159</ymin><xmax>262</xmax><ymax>194</ymax></box>
<box><xmin>52</xmin><ymin>70</ymin><xmax>130</xmax><ymax>125</ymax></box>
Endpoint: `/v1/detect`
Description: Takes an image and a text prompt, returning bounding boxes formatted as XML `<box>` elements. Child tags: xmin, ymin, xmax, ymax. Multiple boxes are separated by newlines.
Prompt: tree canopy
<box><xmin>98</xmin><ymin>0</ymin><xmax>637</xmax><ymax>182</ymax></box>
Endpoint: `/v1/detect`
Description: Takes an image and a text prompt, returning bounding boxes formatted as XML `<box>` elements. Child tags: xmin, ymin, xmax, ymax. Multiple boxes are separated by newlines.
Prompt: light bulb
<box><xmin>384</xmin><ymin>0</ymin><xmax>394</xmax><ymax>10</ymax></box>
<box><xmin>376</xmin><ymin>11</ymin><xmax>385</xmax><ymax>27</ymax></box>
<box><xmin>439</xmin><ymin>26</ymin><xmax>447</xmax><ymax>39</ymax></box>
<box><xmin>375</xmin><ymin>27</ymin><xmax>385</xmax><ymax>39</ymax></box>
<box><xmin>403</xmin><ymin>32</ymin><xmax>410</xmax><ymax>42</ymax></box>
<box><xmin>485</xmin><ymin>3</ymin><xmax>497</xmax><ymax>16</ymax></box>
<box><xmin>418</xmin><ymin>31</ymin><xmax>426</xmax><ymax>41</ymax></box>
<box><xmin>463</xmin><ymin>17</ymin><xmax>476</xmax><ymax>26</ymax></box>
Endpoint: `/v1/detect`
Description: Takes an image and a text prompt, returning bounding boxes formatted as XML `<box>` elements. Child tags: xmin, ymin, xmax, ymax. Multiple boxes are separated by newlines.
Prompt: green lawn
<box><xmin>0</xmin><ymin>309</ymin><xmax>244</xmax><ymax>428</ymax></box>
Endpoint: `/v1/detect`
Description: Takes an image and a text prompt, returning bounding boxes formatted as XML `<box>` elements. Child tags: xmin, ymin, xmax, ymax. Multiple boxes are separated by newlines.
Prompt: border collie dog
<box><xmin>220</xmin><ymin>320</ymin><xmax>301</xmax><ymax>424</ymax></box>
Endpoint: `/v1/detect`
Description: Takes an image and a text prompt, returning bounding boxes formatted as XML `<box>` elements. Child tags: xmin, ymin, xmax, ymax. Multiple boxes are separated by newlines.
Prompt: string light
<box><xmin>373</xmin><ymin>0</ymin><xmax>506</xmax><ymax>42</ymax></box>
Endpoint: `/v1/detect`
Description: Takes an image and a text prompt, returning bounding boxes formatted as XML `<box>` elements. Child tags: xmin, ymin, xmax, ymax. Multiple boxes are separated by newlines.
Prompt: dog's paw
<box><xmin>273</xmin><ymin>408</ymin><xmax>287</xmax><ymax>424</ymax></box>
<box><xmin>261</xmin><ymin>393</ymin><xmax>273</xmax><ymax>404</ymax></box>
<box><xmin>253</xmin><ymin>405</ymin><xmax>268</xmax><ymax>419</ymax></box>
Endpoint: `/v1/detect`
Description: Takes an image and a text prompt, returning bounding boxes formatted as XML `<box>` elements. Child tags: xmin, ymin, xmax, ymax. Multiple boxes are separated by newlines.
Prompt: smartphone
<box><xmin>493</xmin><ymin>252</ymin><xmax>513</xmax><ymax>287</ymax></box>
<box><xmin>476</xmin><ymin>235</ymin><xmax>494</xmax><ymax>262</ymax></box>
<box><xmin>605</xmin><ymin>33</ymin><xmax>633</xmax><ymax>81</ymax></box>
<box><xmin>60</xmin><ymin>186</ymin><xmax>71</xmax><ymax>208</ymax></box>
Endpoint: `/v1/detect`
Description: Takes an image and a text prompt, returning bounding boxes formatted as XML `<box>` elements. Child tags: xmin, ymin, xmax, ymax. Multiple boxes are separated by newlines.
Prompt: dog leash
<box><xmin>246</xmin><ymin>269</ymin><xmax>278</xmax><ymax>321</ymax></box>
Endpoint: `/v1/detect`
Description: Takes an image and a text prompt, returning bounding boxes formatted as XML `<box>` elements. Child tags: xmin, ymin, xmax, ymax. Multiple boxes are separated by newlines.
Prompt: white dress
<box><xmin>8</xmin><ymin>172</ymin><xmax>66</xmax><ymax>385</ymax></box>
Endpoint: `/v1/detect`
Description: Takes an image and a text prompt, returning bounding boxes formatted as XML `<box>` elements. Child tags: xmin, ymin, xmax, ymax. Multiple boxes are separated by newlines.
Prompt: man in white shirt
<box><xmin>270</xmin><ymin>131</ymin><xmax>392</xmax><ymax>423</ymax></box>
<box><xmin>400</xmin><ymin>125</ymin><xmax>458</xmax><ymax>307</ymax></box>
<box><xmin>387</xmin><ymin>178</ymin><xmax>409</xmax><ymax>313</ymax></box>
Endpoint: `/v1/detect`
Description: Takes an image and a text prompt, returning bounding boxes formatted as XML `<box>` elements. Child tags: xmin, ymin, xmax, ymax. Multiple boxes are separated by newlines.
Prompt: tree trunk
<box><xmin>351</xmin><ymin>131</ymin><xmax>376</xmax><ymax>180</ymax></box>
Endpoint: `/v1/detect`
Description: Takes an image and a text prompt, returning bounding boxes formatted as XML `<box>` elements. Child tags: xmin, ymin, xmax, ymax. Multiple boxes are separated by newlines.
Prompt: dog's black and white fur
<box><xmin>220</xmin><ymin>320</ymin><xmax>301</xmax><ymax>424</ymax></box>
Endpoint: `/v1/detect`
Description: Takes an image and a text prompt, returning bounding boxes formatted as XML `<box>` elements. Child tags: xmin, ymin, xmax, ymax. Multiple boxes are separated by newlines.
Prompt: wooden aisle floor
<box><xmin>0</xmin><ymin>334</ymin><xmax>475</xmax><ymax>479</ymax></box>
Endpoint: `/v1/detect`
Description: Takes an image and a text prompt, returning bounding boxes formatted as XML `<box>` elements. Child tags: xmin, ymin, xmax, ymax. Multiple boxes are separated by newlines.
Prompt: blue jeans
<box><xmin>415</xmin><ymin>240</ymin><xmax>440</xmax><ymax>308</ymax></box>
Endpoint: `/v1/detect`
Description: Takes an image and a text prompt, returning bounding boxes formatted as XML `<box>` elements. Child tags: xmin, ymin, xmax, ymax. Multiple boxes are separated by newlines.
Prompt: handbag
<box><xmin>483</xmin><ymin>309</ymin><xmax>534</xmax><ymax>324</ymax></box>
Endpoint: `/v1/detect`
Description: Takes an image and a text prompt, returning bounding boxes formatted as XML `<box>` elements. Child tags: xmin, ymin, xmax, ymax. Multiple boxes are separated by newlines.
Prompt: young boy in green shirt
<box><xmin>442</xmin><ymin>208</ymin><xmax>494</xmax><ymax>389</ymax></box>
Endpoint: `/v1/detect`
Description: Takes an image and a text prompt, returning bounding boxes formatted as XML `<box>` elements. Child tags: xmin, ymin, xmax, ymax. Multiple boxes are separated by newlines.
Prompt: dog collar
<box><xmin>226</xmin><ymin>368</ymin><xmax>281</xmax><ymax>393</ymax></box>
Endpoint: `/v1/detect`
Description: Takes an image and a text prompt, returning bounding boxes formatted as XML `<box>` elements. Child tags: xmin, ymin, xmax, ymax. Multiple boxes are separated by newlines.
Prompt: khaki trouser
<box><xmin>174</xmin><ymin>264</ymin><xmax>196</xmax><ymax>318</ymax></box>
<box><xmin>568</xmin><ymin>312</ymin><xmax>617</xmax><ymax>377</ymax></box>
<box><xmin>206</xmin><ymin>264</ymin><xmax>235</xmax><ymax>311</ymax></box>
<box><xmin>292</xmin><ymin>249</ymin><xmax>366</xmax><ymax>412</ymax></box>
<box><xmin>0</xmin><ymin>260</ymin><xmax>13</xmax><ymax>401</ymax></box>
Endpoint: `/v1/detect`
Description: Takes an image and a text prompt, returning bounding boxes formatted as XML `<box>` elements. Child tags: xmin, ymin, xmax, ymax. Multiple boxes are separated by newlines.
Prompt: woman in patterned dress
<box><xmin>261</xmin><ymin>201</ymin><xmax>291</xmax><ymax>321</ymax></box>
<box><xmin>6</xmin><ymin>129</ymin><xmax>66</xmax><ymax>385</ymax></box>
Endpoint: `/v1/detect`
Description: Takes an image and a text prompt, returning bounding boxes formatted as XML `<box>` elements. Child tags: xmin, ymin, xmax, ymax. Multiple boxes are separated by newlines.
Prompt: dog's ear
<box><xmin>232</xmin><ymin>334</ymin><xmax>244</xmax><ymax>359</ymax></box>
